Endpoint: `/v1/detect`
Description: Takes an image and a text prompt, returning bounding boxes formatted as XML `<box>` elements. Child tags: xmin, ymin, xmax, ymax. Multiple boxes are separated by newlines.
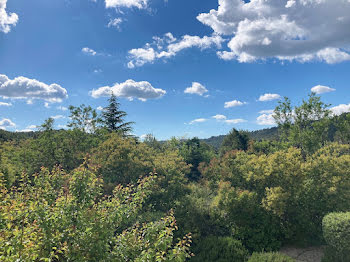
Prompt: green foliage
<box><xmin>101</xmin><ymin>93</ymin><xmax>134</xmax><ymax>135</ymax></box>
<box><xmin>200</xmin><ymin>143</ymin><xmax>350</xmax><ymax>244</ymax></box>
<box><xmin>322</xmin><ymin>212</ymin><xmax>350</xmax><ymax>261</ymax></box>
<box><xmin>0</xmin><ymin>165</ymin><xmax>192</xmax><ymax>261</ymax></box>
<box><xmin>214</xmin><ymin>182</ymin><xmax>282</xmax><ymax>252</ymax></box>
<box><xmin>68</xmin><ymin>104</ymin><xmax>101</xmax><ymax>133</ymax></box>
<box><xmin>220</xmin><ymin>128</ymin><xmax>250</xmax><ymax>155</ymax></box>
<box><xmin>90</xmin><ymin>133</ymin><xmax>156</xmax><ymax>187</ymax></box>
<box><xmin>191</xmin><ymin>236</ymin><xmax>249</xmax><ymax>262</ymax></box>
<box><xmin>179</xmin><ymin>137</ymin><xmax>215</xmax><ymax>181</ymax></box>
<box><xmin>248</xmin><ymin>140</ymin><xmax>288</xmax><ymax>155</ymax></box>
<box><xmin>248</xmin><ymin>252</ymin><xmax>295</xmax><ymax>262</ymax></box>
<box><xmin>175</xmin><ymin>183</ymin><xmax>226</xmax><ymax>242</ymax></box>
<box><xmin>274</xmin><ymin>93</ymin><xmax>331</xmax><ymax>156</ymax></box>
<box><xmin>333</xmin><ymin>113</ymin><xmax>350</xmax><ymax>144</ymax></box>
<box><xmin>90</xmin><ymin>133</ymin><xmax>190</xmax><ymax>213</ymax></box>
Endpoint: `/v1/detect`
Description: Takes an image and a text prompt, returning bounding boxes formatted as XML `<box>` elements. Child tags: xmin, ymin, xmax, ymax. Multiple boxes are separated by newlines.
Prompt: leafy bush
<box><xmin>0</xmin><ymin>165</ymin><xmax>192</xmax><ymax>261</ymax></box>
<box><xmin>191</xmin><ymin>236</ymin><xmax>249</xmax><ymax>262</ymax></box>
<box><xmin>322</xmin><ymin>212</ymin><xmax>350</xmax><ymax>261</ymax></box>
<box><xmin>248</xmin><ymin>252</ymin><xmax>295</xmax><ymax>262</ymax></box>
<box><xmin>215</xmin><ymin>182</ymin><xmax>282</xmax><ymax>252</ymax></box>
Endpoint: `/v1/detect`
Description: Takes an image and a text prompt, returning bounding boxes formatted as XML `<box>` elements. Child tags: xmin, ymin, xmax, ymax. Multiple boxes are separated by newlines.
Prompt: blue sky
<box><xmin>0</xmin><ymin>0</ymin><xmax>350</xmax><ymax>140</ymax></box>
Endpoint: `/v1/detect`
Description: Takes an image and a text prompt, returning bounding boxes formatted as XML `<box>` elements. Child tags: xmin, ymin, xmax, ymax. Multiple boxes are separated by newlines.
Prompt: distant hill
<box><xmin>201</xmin><ymin>126</ymin><xmax>279</xmax><ymax>149</ymax></box>
<box><xmin>0</xmin><ymin>129</ymin><xmax>38</xmax><ymax>142</ymax></box>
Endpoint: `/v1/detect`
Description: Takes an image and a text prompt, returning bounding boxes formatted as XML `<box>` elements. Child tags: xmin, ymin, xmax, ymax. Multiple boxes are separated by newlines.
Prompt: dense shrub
<box><xmin>191</xmin><ymin>236</ymin><xmax>249</xmax><ymax>262</ymax></box>
<box><xmin>215</xmin><ymin>182</ymin><xmax>282</xmax><ymax>252</ymax></box>
<box><xmin>0</xmin><ymin>166</ymin><xmax>192</xmax><ymax>261</ymax></box>
<box><xmin>322</xmin><ymin>212</ymin><xmax>350</xmax><ymax>261</ymax></box>
<box><xmin>248</xmin><ymin>252</ymin><xmax>295</xmax><ymax>262</ymax></box>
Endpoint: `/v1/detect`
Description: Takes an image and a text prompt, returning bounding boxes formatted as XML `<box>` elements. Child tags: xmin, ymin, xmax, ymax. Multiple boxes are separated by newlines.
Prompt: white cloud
<box><xmin>189</xmin><ymin>118</ymin><xmax>208</xmax><ymax>125</ymax></box>
<box><xmin>224</xmin><ymin>118</ymin><xmax>247</xmax><ymax>124</ymax></box>
<box><xmin>212</xmin><ymin>114</ymin><xmax>246</xmax><ymax>124</ymax></box>
<box><xmin>44</xmin><ymin>102</ymin><xmax>50</xmax><ymax>108</ymax></box>
<box><xmin>0</xmin><ymin>101</ymin><xmax>11</xmax><ymax>106</ymax></box>
<box><xmin>259</xmin><ymin>109</ymin><xmax>274</xmax><ymax>114</ymax></box>
<box><xmin>311</xmin><ymin>85</ymin><xmax>336</xmax><ymax>94</ymax></box>
<box><xmin>127</xmin><ymin>33</ymin><xmax>224</xmax><ymax>68</ymax></box>
<box><xmin>0</xmin><ymin>0</ymin><xmax>18</xmax><ymax>34</ymax></box>
<box><xmin>90</xmin><ymin>79</ymin><xmax>166</xmax><ymax>101</ymax></box>
<box><xmin>82</xmin><ymin>47</ymin><xmax>97</xmax><ymax>56</ymax></box>
<box><xmin>257</xmin><ymin>112</ymin><xmax>276</xmax><ymax>126</ymax></box>
<box><xmin>330</xmin><ymin>103</ymin><xmax>350</xmax><ymax>116</ymax></box>
<box><xmin>26</xmin><ymin>125</ymin><xmax>37</xmax><ymax>129</ymax></box>
<box><xmin>198</xmin><ymin>0</ymin><xmax>350</xmax><ymax>64</ymax></box>
<box><xmin>259</xmin><ymin>93</ymin><xmax>281</xmax><ymax>102</ymax></box>
<box><xmin>184</xmin><ymin>82</ymin><xmax>208</xmax><ymax>96</ymax></box>
<box><xmin>212</xmin><ymin>114</ymin><xmax>227</xmax><ymax>120</ymax></box>
<box><xmin>0</xmin><ymin>118</ymin><xmax>15</xmax><ymax>130</ymax></box>
<box><xmin>105</xmin><ymin>0</ymin><xmax>148</xmax><ymax>9</ymax></box>
<box><xmin>51</xmin><ymin>115</ymin><xmax>65</xmax><ymax>120</ymax></box>
<box><xmin>107</xmin><ymin>18</ymin><xmax>123</xmax><ymax>29</ymax></box>
<box><xmin>224</xmin><ymin>100</ymin><xmax>247</xmax><ymax>108</ymax></box>
<box><xmin>0</xmin><ymin>74</ymin><xmax>68</xmax><ymax>103</ymax></box>
<box><xmin>97</xmin><ymin>106</ymin><xmax>104</xmax><ymax>111</ymax></box>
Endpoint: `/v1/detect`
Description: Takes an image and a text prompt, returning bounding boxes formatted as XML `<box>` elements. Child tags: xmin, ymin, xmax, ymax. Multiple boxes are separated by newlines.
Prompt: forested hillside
<box><xmin>1</xmin><ymin>93</ymin><xmax>350</xmax><ymax>261</ymax></box>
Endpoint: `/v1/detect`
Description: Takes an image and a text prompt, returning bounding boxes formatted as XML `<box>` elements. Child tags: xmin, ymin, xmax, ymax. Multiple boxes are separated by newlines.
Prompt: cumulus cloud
<box><xmin>184</xmin><ymin>82</ymin><xmax>209</xmax><ymax>96</ymax></box>
<box><xmin>127</xmin><ymin>32</ymin><xmax>224</xmax><ymax>68</ymax></box>
<box><xmin>108</xmin><ymin>18</ymin><xmax>123</xmax><ymax>29</ymax></box>
<box><xmin>0</xmin><ymin>118</ymin><xmax>15</xmax><ymax>130</ymax></box>
<box><xmin>0</xmin><ymin>74</ymin><xmax>68</xmax><ymax>103</ymax></box>
<box><xmin>257</xmin><ymin>111</ymin><xmax>276</xmax><ymax>126</ymax></box>
<box><xmin>189</xmin><ymin>118</ymin><xmax>208</xmax><ymax>125</ymax></box>
<box><xmin>0</xmin><ymin>0</ymin><xmax>18</xmax><ymax>34</ymax></box>
<box><xmin>212</xmin><ymin>114</ymin><xmax>227</xmax><ymax>120</ymax></box>
<box><xmin>212</xmin><ymin>114</ymin><xmax>246</xmax><ymax>124</ymax></box>
<box><xmin>198</xmin><ymin>0</ymin><xmax>350</xmax><ymax>64</ymax></box>
<box><xmin>90</xmin><ymin>79</ymin><xmax>166</xmax><ymax>101</ymax></box>
<box><xmin>311</xmin><ymin>85</ymin><xmax>336</xmax><ymax>94</ymax></box>
<box><xmin>105</xmin><ymin>0</ymin><xmax>148</xmax><ymax>9</ymax></box>
<box><xmin>330</xmin><ymin>103</ymin><xmax>350</xmax><ymax>116</ymax></box>
<box><xmin>0</xmin><ymin>101</ymin><xmax>11</xmax><ymax>106</ymax></box>
<box><xmin>224</xmin><ymin>100</ymin><xmax>247</xmax><ymax>108</ymax></box>
<box><xmin>259</xmin><ymin>93</ymin><xmax>281</xmax><ymax>102</ymax></box>
<box><xmin>82</xmin><ymin>47</ymin><xmax>97</xmax><ymax>56</ymax></box>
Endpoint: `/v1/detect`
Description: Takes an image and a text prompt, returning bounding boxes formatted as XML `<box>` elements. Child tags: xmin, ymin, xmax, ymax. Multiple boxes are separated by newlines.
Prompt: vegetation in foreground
<box><xmin>0</xmin><ymin>93</ymin><xmax>350</xmax><ymax>261</ymax></box>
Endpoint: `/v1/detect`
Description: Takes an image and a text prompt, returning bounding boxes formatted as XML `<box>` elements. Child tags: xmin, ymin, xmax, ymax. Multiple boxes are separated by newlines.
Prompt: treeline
<box><xmin>0</xmin><ymin>93</ymin><xmax>350</xmax><ymax>261</ymax></box>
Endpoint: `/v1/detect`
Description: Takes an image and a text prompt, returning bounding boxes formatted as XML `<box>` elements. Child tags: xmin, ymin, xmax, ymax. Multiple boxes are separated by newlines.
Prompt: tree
<box><xmin>39</xmin><ymin>118</ymin><xmax>54</xmax><ymax>132</ymax></box>
<box><xmin>274</xmin><ymin>93</ymin><xmax>331</xmax><ymax>155</ymax></box>
<box><xmin>101</xmin><ymin>93</ymin><xmax>134</xmax><ymax>135</ymax></box>
<box><xmin>178</xmin><ymin>138</ymin><xmax>215</xmax><ymax>181</ymax></box>
<box><xmin>220</xmin><ymin>128</ymin><xmax>250</xmax><ymax>155</ymax></box>
<box><xmin>68</xmin><ymin>104</ymin><xmax>100</xmax><ymax>133</ymax></box>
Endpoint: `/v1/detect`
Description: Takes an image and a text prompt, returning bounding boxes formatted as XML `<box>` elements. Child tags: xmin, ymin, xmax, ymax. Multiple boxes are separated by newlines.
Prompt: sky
<box><xmin>0</xmin><ymin>0</ymin><xmax>350</xmax><ymax>140</ymax></box>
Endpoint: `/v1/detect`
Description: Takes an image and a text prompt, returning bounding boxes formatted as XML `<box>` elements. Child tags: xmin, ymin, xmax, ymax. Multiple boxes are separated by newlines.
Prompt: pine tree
<box><xmin>101</xmin><ymin>93</ymin><xmax>134</xmax><ymax>135</ymax></box>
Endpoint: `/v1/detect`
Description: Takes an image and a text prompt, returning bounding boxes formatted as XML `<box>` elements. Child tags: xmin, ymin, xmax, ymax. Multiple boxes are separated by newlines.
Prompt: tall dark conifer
<box><xmin>102</xmin><ymin>93</ymin><xmax>134</xmax><ymax>135</ymax></box>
